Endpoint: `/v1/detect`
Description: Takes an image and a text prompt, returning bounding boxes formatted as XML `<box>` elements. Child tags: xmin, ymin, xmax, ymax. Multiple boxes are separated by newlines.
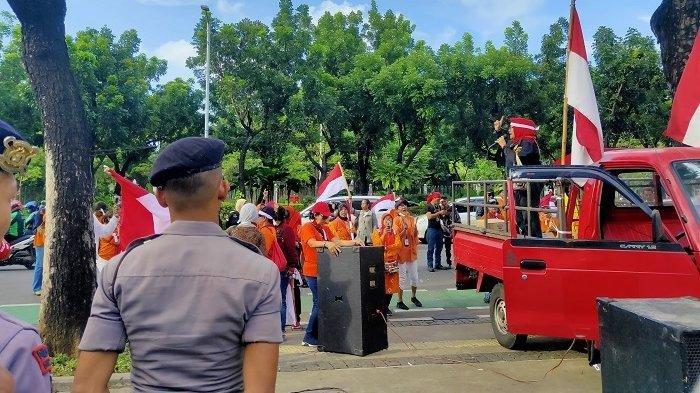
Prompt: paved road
<box><xmin>17</xmin><ymin>243</ymin><xmax>600</xmax><ymax>392</ymax></box>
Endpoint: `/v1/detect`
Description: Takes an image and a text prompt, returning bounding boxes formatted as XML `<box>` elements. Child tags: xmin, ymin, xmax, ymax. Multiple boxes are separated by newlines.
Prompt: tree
<box><xmin>651</xmin><ymin>0</ymin><xmax>700</xmax><ymax>92</ymax></box>
<box><xmin>6</xmin><ymin>0</ymin><xmax>96</xmax><ymax>355</ymax></box>
<box><xmin>146</xmin><ymin>78</ymin><xmax>204</xmax><ymax>144</ymax></box>
<box><xmin>68</xmin><ymin>27</ymin><xmax>167</xmax><ymax>174</ymax></box>
<box><xmin>592</xmin><ymin>27</ymin><xmax>670</xmax><ymax>147</ymax></box>
<box><xmin>504</xmin><ymin>20</ymin><xmax>529</xmax><ymax>56</ymax></box>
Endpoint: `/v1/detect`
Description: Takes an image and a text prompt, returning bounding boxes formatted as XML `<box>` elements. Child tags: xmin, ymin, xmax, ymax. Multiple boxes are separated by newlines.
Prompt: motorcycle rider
<box><xmin>5</xmin><ymin>201</ymin><xmax>24</xmax><ymax>243</ymax></box>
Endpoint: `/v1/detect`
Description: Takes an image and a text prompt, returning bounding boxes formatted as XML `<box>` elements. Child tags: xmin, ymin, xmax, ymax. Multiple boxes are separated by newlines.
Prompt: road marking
<box><xmin>416</xmin><ymin>289</ymin><xmax>428</xmax><ymax>292</ymax></box>
<box><xmin>0</xmin><ymin>303</ymin><xmax>40</xmax><ymax>308</ymax></box>
<box><xmin>446</xmin><ymin>288</ymin><xmax>458</xmax><ymax>291</ymax></box>
<box><xmin>388</xmin><ymin>317</ymin><xmax>433</xmax><ymax>322</ymax></box>
<box><xmin>466</xmin><ymin>306</ymin><xmax>489</xmax><ymax>310</ymax></box>
<box><xmin>476</xmin><ymin>314</ymin><xmax>490</xmax><ymax>318</ymax></box>
<box><xmin>393</xmin><ymin>307</ymin><xmax>444</xmax><ymax>313</ymax></box>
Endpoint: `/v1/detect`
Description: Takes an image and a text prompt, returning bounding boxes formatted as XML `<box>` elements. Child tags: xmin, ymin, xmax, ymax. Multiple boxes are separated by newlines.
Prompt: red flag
<box><xmin>316</xmin><ymin>163</ymin><xmax>349</xmax><ymax>201</ymax></box>
<box><xmin>108</xmin><ymin>170</ymin><xmax>170</xmax><ymax>251</ymax></box>
<box><xmin>371</xmin><ymin>192</ymin><xmax>395</xmax><ymax>228</ymax></box>
<box><xmin>666</xmin><ymin>32</ymin><xmax>700</xmax><ymax>146</ymax></box>
<box><xmin>567</xmin><ymin>6</ymin><xmax>604</xmax><ymax>165</ymax></box>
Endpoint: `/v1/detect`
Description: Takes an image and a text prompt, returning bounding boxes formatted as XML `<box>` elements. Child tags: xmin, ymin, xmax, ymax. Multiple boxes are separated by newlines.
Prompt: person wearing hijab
<box><xmin>228</xmin><ymin>203</ymin><xmax>265</xmax><ymax>254</ymax></box>
<box><xmin>372</xmin><ymin>211</ymin><xmax>401</xmax><ymax>316</ymax></box>
<box><xmin>393</xmin><ymin>199</ymin><xmax>421</xmax><ymax>310</ymax></box>
<box><xmin>327</xmin><ymin>204</ymin><xmax>354</xmax><ymax>241</ymax></box>
<box><xmin>225</xmin><ymin>198</ymin><xmax>247</xmax><ymax>229</ymax></box>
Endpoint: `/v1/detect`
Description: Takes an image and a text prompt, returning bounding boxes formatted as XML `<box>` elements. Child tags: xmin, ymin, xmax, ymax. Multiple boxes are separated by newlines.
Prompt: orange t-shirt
<box><xmin>258</xmin><ymin>223</ymin><xmax>277</xmax><ymax>256</ymax></box>
<box><xmin>393</xmin><ymin>214</ymin><xmax>418</xmax><ymax>263</ymax></box>
<box><xmin>299</xmin><ymin>222</ymin><xmax>331</xmax><ymax>278</ymax></box>
<box><xmin>98</xmin><ymin>234</ymin><xmax>119</xmax><ymax>261</ymax></box>
<box><xmin>328</xmin><ymin>218</ymin><xmax>352</xmax><ymax>241</ymax></box>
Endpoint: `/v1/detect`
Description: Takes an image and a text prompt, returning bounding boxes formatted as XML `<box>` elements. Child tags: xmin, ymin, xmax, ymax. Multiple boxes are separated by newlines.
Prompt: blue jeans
<box><xmin>280</xmin><ymin>272</ymin><xmax>289</xmax><ymax>332</ymax></box>
<box><xmin>427</xmin><ymin>228</ymin><xmax>444</xmax><ymax>268</ymax></box>
<box><xmin>32</xmin><ymin>246</ymin><xmax>44</xmax><ymax>293</ymax></box>
<box><xmin>303</xmin><ymin>276</ymin><xmax>319</xmax><ymax>345</ymax></box>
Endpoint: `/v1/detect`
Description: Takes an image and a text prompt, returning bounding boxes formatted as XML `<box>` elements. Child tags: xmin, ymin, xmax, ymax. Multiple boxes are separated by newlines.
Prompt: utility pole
<box><xmin>201</xmin><ymin>5</ymin><xmax>211</xmax><ymax>138</ymax></box>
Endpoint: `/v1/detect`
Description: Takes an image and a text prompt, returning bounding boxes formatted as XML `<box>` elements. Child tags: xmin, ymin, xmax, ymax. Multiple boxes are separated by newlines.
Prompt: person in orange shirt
<box><xmin>31</xmin><ymin>207</ymin><xmax>46</xmax><ymax>296</ymax></box>
<box><xmin>392</xmin><ymin>199</ymin><xmax>422</xmax><ymax>310</ymax></box>
<box><xmin>96</xmin><ymin>213</ymin><xmax>120</xmax><ymax>274</ymax></box>
<box><xmin>373</xmin><ymin>212</ymin><xmax>401</xmax><ymax>316</ymax></box>
<box><xmin>327</xmin><ymin>204</ymin><xmax>354</xmax><ymax>241</ymax></box>
<box><xmin>299</xmin><ymin>202</ymin><xmax>361</xmax><ymax>347</ymax></box>
<box><xmin>257</xmin><ymin>205</ymin><xmax>279</xmax><ymax>256</ymax></box>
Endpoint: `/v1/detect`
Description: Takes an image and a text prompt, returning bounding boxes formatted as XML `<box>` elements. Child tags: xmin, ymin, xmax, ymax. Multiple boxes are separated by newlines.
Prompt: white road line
<box><xmin>476</xmin><ymin>314</ymin><xmax>490</xmax><ymax>318</ymax></box>
<box><xmin>415</xmin><ymin>289</ymin><xmax>428</xmax><ymax>292</ymax></box>
<box><xmin>466</xmin><ymin>306</ymin><xmax>489</xmax><ymax>310</ymax></box>
<box><xmin>392</xmin><ymin>307</ymin><xmax>444</xmax><ymax>313</ymax></box>
<box><xmin>0</xmin><ymin>303</ymin><xmax>40</xmax><ymax>307</ymax></box>
<box><xmin>388</xmin><ymin>317</ymin><xmax>433</xmax><ymax>322</ymax></box>
<box><xmin>446</xmin><ymin>288</ymin><xmax>458</xmax><ymax>291</ymax></box>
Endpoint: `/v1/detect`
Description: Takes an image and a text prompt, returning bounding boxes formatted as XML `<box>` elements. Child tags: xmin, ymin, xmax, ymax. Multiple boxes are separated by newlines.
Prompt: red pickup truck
<box><xmin>453</xmin><ymin>147</ymin><xmax>700</xmax><ymax>357</ymax></box>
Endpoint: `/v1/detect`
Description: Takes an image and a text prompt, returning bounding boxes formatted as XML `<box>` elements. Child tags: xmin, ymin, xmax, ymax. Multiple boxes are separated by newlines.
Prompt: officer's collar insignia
<box><xmin>0</xmin><ymin>136</ymin><xmax>38</xmax><ymax>174</ymax></box>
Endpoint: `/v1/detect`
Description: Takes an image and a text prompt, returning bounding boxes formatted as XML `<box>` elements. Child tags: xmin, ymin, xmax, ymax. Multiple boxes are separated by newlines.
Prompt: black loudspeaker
<box><xmin>317</xmin><ymin>246</ymin><xmax>388</xmax><ymax>356</ymax></box>
<box><xmin>598</xmin><ymin>298</ymin><xmax>700</xmax><ymax>393</ymax></box>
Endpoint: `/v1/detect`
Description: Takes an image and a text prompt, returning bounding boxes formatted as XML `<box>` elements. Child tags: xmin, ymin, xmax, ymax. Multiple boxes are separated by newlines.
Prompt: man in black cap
<box><xmin>74</xmin><ymin>137</ymin><xmax>282</xmax><ymax>393</ymax></box>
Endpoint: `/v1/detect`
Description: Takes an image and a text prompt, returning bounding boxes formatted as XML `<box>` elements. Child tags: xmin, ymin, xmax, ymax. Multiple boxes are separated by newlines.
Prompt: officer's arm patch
<box><xmin>31</xmin><ymin>343</ymin><xmax>51</xmax><ymax>375</ymax></box>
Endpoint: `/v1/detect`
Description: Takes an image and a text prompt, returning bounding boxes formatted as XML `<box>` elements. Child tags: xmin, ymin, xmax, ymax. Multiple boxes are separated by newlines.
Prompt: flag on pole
<box><xmin>108</xmin><ymin>169</ymin><xmax>171</xmax><ymax>251</ymax></box>
<box><xmin>567</xmin><ymin>5</ymin><xmax>604</xmax><ymax>165</ymax></box>
<box><xmin>371</xmin><ymin>192</ymin><xmax>395</xmax><ymax>227</ymax></box>
<box><xmin>316</xmin><ymin>163</ymin><xmax>349</xmax><ymax>201</ymax></box>
<box><xmin>665</xmin><ymin>32</ymin><xmax>700</xmax><ymax>146</ymax></box>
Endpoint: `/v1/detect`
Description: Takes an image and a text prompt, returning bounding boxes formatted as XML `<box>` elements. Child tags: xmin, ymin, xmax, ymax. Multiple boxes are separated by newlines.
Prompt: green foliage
<box><xmin>52</xmin><ymin>349</ymin><xmax>132</xmax><ymax>377</ymax></box>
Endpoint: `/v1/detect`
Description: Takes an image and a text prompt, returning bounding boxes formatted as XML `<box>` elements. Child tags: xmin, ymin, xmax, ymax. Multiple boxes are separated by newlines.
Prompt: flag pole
<box><xmin>561</xmin><ymin>0</ymin><xmax>576</xmax><ymax>165</ymax></box>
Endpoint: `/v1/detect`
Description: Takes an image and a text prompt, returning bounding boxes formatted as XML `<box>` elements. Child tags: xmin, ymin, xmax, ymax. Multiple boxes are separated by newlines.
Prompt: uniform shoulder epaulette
<box><xmin>228</xmin><ymin>236</ymin><xmax>262</xmax><ymax>255</ymax></box>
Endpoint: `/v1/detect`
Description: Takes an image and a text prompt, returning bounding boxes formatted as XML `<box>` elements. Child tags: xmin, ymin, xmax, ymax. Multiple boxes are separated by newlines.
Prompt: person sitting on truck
<box><xmin>494</xmin><ymin>116</ymin><xmax>542</xmax><ymax>237</ymax></box>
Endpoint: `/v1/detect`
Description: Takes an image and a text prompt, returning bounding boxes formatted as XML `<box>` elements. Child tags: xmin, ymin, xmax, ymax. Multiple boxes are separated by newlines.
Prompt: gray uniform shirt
<box><xmin>79</xmin><ymin>221</ymin><xmax>282</xmax><ymax>392</ymax></box>
<box><xmin>355</xmin><ymin>210</ymin><xmax>376</xmax><ymax>245</ymax></box>
<box><xmin>0</xmin><ymin>311</ymin><xmax>51</xmax><ymax>393</ymax></box>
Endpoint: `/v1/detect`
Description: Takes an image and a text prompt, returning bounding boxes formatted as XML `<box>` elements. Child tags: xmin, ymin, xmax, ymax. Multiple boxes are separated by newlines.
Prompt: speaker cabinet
<box><xmin>598</xmin><ymin>297</ymin><xmax>700</xmax><ymax>393</ymax></box>
<box><xmin>317</xmin><ymin>246</ymin><xmax>388</xmax><ymax>356</ymax></box>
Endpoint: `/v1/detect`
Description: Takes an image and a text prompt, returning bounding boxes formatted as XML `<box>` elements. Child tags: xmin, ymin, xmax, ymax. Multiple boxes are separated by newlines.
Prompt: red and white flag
<box><xmin>567</xmin><ymin>6</ymin><xmax>604</xmax><ymax>165</ymax></box>
<box><xmin>316</xmin><ymin>163</ymin><xmax>349</xmax><ymax>201</ymax></box>
<box><xmin>665</xmin><ymin>32</ymin><xmax>700</xmax><ymax>146</ymax></box>
<box><xmin>108</xmin><ymin>170</ymin><xmax>170</xmax><ymax>251</ymax></box>
<box><xmin>371</xmin><ymin>192</ymin><xmax>395</xmax><ymax>227</ymax></box>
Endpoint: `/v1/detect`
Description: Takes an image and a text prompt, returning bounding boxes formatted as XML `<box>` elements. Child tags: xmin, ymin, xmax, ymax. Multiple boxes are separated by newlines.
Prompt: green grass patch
<box><xmin>52</xmin><ymin>349</ymin><xmax>132</xmax><ymax>377</ymax></box>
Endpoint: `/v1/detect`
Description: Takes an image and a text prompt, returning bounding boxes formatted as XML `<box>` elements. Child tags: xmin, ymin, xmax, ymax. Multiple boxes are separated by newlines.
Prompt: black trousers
<box><xmin>515</xmin><ymin>185</ymin><xmax>543</xmax><ymax>238</ymax></box>
<box><xmin>443</xmin><ymin>236</ymin><xmax>452</xmax><ymax>265</ymax></box>
<box><xmin>294</xmin><ymin>280</ymin><xmax>302</xmax><ymax>322</ymax></box>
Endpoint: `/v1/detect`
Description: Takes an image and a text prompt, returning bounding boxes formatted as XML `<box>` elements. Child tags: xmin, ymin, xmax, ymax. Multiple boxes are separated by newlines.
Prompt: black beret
<box><xmin>0</xmin><ymin>118</ymin><xmax>38</xmax><ymax>174</ymax></box>
<box><xmin>150</xmin><ymin>137</ymin><xmax>226</xmax><ymax>187</ymax></box>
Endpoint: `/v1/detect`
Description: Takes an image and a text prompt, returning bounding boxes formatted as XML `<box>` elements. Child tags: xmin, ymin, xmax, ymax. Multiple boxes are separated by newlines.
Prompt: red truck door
<box><xmin>502</xmin><ymin>165</ymin><xmax>700</xmax><ymax>341</ymax></box>
<box><xmin>503</xmin><ymin>239</ymin><xmax>699</xmax><ymax>340</ymax></box>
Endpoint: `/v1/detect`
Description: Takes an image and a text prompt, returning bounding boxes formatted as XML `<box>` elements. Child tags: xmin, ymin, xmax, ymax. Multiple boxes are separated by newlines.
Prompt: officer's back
<box><xmin>74</xmin><ymin>137</ymin><xmax>282</xmax><ymax>393</ymax></box>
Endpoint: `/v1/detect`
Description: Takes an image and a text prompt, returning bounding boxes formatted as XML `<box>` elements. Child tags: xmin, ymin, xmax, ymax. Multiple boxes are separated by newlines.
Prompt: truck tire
<box><xmin>489</xmin><ymin>283</ymin><xmax>527</xmax><ymax>349</ymax></box>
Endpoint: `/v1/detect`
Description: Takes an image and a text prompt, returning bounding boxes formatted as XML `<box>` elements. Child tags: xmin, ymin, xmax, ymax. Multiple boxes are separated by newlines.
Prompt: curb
<box><xmin>53</xmin><ymin>373</ymin><xmax>131</xmax><ymax>391</ymax></box>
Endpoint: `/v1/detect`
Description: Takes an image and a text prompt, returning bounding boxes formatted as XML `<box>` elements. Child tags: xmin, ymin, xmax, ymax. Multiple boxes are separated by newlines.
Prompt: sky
<box><xmin>1</xmin><ymin>0</ymin><xmax>662</xmax><ymax>83</ymax></box>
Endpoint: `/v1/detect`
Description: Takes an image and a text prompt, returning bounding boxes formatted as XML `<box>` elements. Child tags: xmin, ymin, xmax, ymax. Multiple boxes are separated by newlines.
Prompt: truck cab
<box><xmin>453</xmin><ymin>147</ymin><xmax>700</xmax><ymax>351</ymax></box>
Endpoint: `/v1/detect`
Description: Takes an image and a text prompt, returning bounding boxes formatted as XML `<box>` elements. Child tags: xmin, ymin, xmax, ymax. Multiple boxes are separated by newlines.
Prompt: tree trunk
<box><xmin>7</xmin><ymin>0</ymin><xmax>96</xmax><ymax>355</ymax></box>
<box><xmin>651</xmin><ymin>0</ymin><xmax>700</xmax><ymax>92</ymax></box>
<box><xmin>237</xmin><ymin>139</ymin><xmax>250</xmax><ymax>193</ymax></box>
<box><xmin>355</xmin><ymin>143</ymin><xmax>371</xmax><ymax>195</ymax></box>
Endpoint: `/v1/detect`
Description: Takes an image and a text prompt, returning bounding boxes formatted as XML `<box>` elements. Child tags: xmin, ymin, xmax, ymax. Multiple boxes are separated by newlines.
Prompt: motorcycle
<box><xmin>0</xmin><ymin>236</ymin><xmax>35</xmax><ymax>270</ymax></box>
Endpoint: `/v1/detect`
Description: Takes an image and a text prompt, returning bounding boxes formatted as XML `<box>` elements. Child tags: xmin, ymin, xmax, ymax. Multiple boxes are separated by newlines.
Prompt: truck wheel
<box><xmin>489</xmin><ymin>283</ymin><xmax>527</xmax><ymax>349</ymax></box>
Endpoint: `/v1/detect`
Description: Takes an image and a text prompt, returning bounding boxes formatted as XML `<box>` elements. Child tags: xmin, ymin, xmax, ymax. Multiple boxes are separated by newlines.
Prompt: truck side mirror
<box><xmin>651</xmin><ymin>209</ymin><xmax>669</xmax><ymax>243</ymax></box>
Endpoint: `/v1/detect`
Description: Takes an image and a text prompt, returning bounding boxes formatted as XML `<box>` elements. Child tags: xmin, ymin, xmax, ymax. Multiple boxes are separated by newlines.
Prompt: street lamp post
<box><xmin>201</xmin><ymin>5</ymin><xmax>211</xmax><ymax>138</ymax></box>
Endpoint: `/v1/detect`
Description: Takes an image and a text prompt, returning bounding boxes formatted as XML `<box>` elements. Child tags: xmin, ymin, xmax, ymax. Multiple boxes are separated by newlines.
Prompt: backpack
<box><xmin>268</xmin><ymin>240</ymin><xmax>287</xmax><ymax>272</ymax></box>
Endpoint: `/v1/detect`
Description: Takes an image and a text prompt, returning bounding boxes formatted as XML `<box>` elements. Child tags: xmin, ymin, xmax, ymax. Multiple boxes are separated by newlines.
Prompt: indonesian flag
<box><xmin>665</xmin><ymin>32</ymin><xmax>700</xmax><ymax>146</ymax></box>
<box><xmin>567</xmin><ymin>6</ymin><xmax>604</xmax><ymax>165</ymax></box>
<box><xmin>108</xmin><ymin>170</ymin><xmax>170</xmax><ymax>251</ymax></box>
<box><xmin>371</xmin><ymin>192</ymin><xmax>395</xmax><ymax>228</ymax></box>
<box><xmin>316</xmin><ymin>163</ymin><xmax>348</xmax><ymax>201</ymax></box>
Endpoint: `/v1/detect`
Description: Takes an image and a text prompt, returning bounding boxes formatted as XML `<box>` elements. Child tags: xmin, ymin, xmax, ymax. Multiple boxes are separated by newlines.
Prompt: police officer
<box><xmin>0</xmin><ymin>119</ymin><xmax>49</xmax><ymax>393</ymax></box>
<box><xmin>73</xmin><ymin>137</ymin><xmax>282</xmax><ymax>392</ymax></box>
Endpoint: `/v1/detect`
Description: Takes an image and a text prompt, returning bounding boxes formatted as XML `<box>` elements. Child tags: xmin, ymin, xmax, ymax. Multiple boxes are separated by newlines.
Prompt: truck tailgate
<box><xmin>453</xmin><ymin>226</ymin><xmax>506</xmax><ymax>281</ymax></box>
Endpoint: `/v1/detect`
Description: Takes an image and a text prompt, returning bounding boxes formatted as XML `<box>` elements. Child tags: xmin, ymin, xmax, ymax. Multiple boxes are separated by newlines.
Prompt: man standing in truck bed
<box><xmin>494</xmin><ymin>116</ymin><xmax>542</xmax><ymax>237</ymax></box>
